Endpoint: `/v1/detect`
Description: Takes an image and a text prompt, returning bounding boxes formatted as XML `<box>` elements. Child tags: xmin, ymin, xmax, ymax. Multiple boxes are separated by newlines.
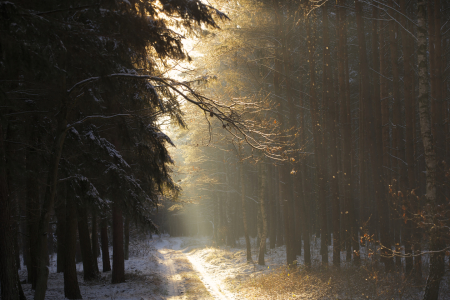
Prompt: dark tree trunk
<box><xmin>0</xmin><ymin>122</ymin><xmax>21</xmax><ymax>300</ymax></box>
<box><xmin>64</xmin><ymin>194</ymin><xmax>82</xmax><ymax>299</ymax></box>
<box><xmin>400</xmin><ymin>0</ymin><xmax>414</xmax><ymax>275</ymax></box>
<box><xmin>25</xmin><ymin>126</ymin><xmax>40</xmax><ymax>287</ymax></box>
<box><xmin>307</xmin><ymin>18</ymin><xmax>328</xmax><ymax>265</ymax></box>
<box><xmin>322</xmin><ymin>3</ymin><xmax>340</xmax><ymax>268</ymax></box>
<box><xmin>91</xmin><ymin>211</ymin><xmax>100</xmax><ymax>258</ymax></box>
<box><xmin>55</xmin><ymin>195</ymin><xmax>66</xmax><ymax>273</ymax></box>
<box><xmin>355</xmin><ymin>0</ymin><xmax>393</xmax><ymax>272</ymax></box>
<box><xmin>124</xmin><ymin>216</ymin><xmax>130</xmax><ymax>260</ymax></box>
<box><xmin>112</xmin><ymin>204</ymin><xmax>125</xmax><ymax>283</ymax></box>
<box><xmin>77</xmin><ymin>205</ymin><xmax>98</xmax><ymax>281</ymax></box>
<box><xmin>34</xmin><ymin>104</ymin><xmax>69</xmax><ymax>300</ymax></box>
<box><xmin>100</xmin><ymin>219</ymin><xmax>111</xmax><ymax>272</ymax></box>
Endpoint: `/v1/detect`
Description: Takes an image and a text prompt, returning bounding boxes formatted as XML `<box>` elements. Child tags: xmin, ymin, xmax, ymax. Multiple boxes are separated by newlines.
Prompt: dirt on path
<box><xmin>155</xmin><ymin>237</ymin><xmax>216</xmax><ymax>300</ymax></box>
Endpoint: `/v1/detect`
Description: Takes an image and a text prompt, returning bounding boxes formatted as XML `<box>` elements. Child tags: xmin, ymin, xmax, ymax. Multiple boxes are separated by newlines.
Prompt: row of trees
<box><xmin>168</xmin><ymin>0</ymin><xmax>449</xmax><ymax>299</ymax></box>
<box><xmin>0</xmin><ymin>0</ymin><xmax>236</xmax><ymax>299</ymax></box>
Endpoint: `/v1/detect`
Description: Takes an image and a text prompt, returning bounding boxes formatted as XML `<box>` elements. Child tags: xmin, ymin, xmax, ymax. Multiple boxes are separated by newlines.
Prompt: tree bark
<box><xmin>124</xmin><ymin>216</ymin><xmax>130</xmax><ymax>260</ymax></box>
<box><xmin>355</xmin><ymin>0</ymin><xmax>393</xmax><ymax>272</ymax></box>
<box><xmin>307</xmin><ymin>17</ymin><xmax>328</xmax><ymax>265</ymax></box>
<box><xmin>240</xmin><ymin>162</ymin><xmax>252</xmax><ymax>262</ymax></box>
<box><xmin>258</xmin><ymin>161</ymin><xmax>267</xmax><ymax>265</ymax></box>
<box><xmin>400</xmin><ymin>0</ymin><xmax>414</xmax><ymax>274</ymax></box>
<box><xmin>55</xmin><ymin>194</ymin><xmax>66</xmax><ymax>273</ymax></box>
<box><xmin>112</xmin><ymin>204</ymin><xmax>125</xmax><ymax>283</ymax></box>
<box><xmin>64</xmin><ymin>193</ymin><xmax>82</xmax><ymax>299</ymax></box>
<box><xmin>77</xmin><ymin>205</ymin><xmax>98</xmax><ymax>281</ymax></box>
<box><xmin>323</xmin><ymin>3</ymin><xmax>340</xmax><ymax>268</ymax></box>
<box><xmin>0</xmin><ymin>122</ymin><xmax>21</xmax><ymax>300</ymax></box>
<box><xmin>100</xmin><ymin>218</ymin><xmax>111</xmax><ymax>272</ymax></box>
<box><xmin>34</xmin><ymin>104</ymin><xmax>69</xmax><ymax>300</ymax></box>
<box><xmin>418</xmin><ymin>1</ymin><xmax>445</xmax><ymax>299</ymax></box>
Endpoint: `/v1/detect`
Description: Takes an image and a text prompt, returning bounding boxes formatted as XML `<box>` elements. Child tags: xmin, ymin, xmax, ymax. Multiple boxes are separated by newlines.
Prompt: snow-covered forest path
<box><xmin>154</xmin><ymin>237</ymin><xmax>235</xmax><ymax>300</ymax></box>
<box><xmin>155</xmin><ymin>238</ymin><xmax>187</xmax><ymax>299</ymax></box>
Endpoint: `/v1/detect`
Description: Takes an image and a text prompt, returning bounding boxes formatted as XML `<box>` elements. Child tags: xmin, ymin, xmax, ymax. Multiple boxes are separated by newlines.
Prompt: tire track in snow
<box><xmin>156</xmin><ymin>238</ymin><xmax>186</xmax><ymax>299</ymax></box>
<box><xmin>184</xmin><ymin>250</ymin><xmax>234</xmax><ymax>300</ymax></box>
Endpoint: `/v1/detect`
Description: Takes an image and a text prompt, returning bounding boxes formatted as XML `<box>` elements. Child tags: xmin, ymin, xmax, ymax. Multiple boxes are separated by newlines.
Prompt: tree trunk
<box><xmin>0</xmin><ymin>122</ymin><xmax>21</xmax><ymax>300</ymax></box>
<box><xmin>268</xmin><ymin>165</ymin><xmax>276</xmax><ymax>249</ymax></box>
<box><xmin>124</xmin><ymin>216</ymin><xmax>130</xmax><ymax>260</ymax></box>
<box><xmin>34</xmin><ymin>104</ymin><xmax>69</xmax><ymax>300</ymax></box>
<box><xmin>388</xmin><ymin>0</ymin><xmax>405</xmax><ymax>268</ymax></box>
<box><xmin>240</xmin><ymin>162</ymin><xmax>252</xmax><ymax>262</ymax></box>
<box><xmin>258</xmin><ymin>161</ymin><xmax>267</xmax><ymax>265</ymax></box>
<box><xmin>400</xmin><ymin>0</ymin><xmax>414</xmax><ymax>275</ymax></box>
<box><xmin>64</xmin><ymin>193</ymin><xmax>82</xmax><ymax>300</ymax></box>
<box><xmin>322</xmin><ymin>3</ymin><xmax>340</xmax><ymax>268</ymax></box>
<box><xmin>100</xmin><ymin>219</ymin><xmax>111</xmax><ymax>272</ymax></box>
<box><xmin>91</xmin><ymin>211</ymin><xmax>100</xmax><ymax>274</ymax></box>
<box><xmin>55</xmin><ymin>194</ymin><xmax>66</xmax><ymax>273</ymax></box>
<box><xmin>307</xmin><ymin>18</ymin><xmax>328</xmax><ymax>265</ymax></box>
<box><xmin>77</xmin><ymin>205</ymin><xmax>98</xmax><ymax>281</ymax></box>
<box><xmin>25</xmin><ymin>125</ymin><xmax>40</xmax><ymax>286</ymax></box>
<box><xmin>355</xmin><ymin>0</ymin><xmax>393</xmax><ymax>272</ymax></box>
<box><xmin>417</xmin><ymin>1</ymin><xmax>445</xmax><ymax>299</ymax></box>
<box><xmin>112</xmin><ymin>204</ymin><xmax>125</xmax><ymax>283</ymax></box>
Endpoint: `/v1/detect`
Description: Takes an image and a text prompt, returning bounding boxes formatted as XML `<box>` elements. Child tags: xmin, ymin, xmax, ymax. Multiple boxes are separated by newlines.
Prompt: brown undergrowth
<box><xmin>239</xmin><ymin>264</ymin><xmax>429</xmax><ymax>300</ymax></box>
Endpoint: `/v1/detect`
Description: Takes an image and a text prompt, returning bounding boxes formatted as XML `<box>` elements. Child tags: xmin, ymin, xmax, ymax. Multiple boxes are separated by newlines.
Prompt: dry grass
<box><xmin>238</xmin><ymin>264</ymin><xmax>429</xmax><ymax>300</ymax></box>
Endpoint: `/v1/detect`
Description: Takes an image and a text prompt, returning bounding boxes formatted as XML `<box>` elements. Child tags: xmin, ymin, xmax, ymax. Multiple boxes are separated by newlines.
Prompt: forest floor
<box><xmin>19</xmin><ymin>235</ymin><xmax>450</xmax><ymax>299</ymax></box>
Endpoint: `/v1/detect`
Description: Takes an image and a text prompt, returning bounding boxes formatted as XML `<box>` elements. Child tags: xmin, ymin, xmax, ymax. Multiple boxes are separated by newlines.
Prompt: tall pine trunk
<box><xmin>112</xmin><ymin>204</ymin><xmax>125</xmax><ymax>283</ymax></box>
<box><xmin>100</xmin><ymin>219</ymin><xmax>111</xmax><ymax>272</ymax></box>
<box><xmin>307</xmin><ymin>17</ymin><xmax>328</xmax><ymax>265</ymax></box>
<box><xmin>355</xmin><ymin>0</ymin><xmax>393</xmax><ymax>272</ymax></box>
<box><xmin>258</xmin><ymin>161</ymin><xmax>267</xmax><ymax>265</ymax></box>
<box><xmin>0</xmin><ymin>122</ymin><xmax>21</xmax><ymax>300</ymax></box>
<box><xmin>77</xmin><ymin>205</ymin><xmax>98</xmax><ymax>280</ymax></box>
<box><xmin>64</xmin><ymin>194</ymin><xmax>82</xmax><ymax>299</ymax></box>
<box><xmin>239</xmin><ymin>161</ymin><xmax>252</xmax><ymax>262</ymax></box>
<box><xmin>323</xmin><ymin>3</ymin><xmax>340</xmax><ymax>268</ymax></box>
<box><xmin>418</xmin><ymin>1</ymin><xmax>445</xmax><ymax>298</ymax></box>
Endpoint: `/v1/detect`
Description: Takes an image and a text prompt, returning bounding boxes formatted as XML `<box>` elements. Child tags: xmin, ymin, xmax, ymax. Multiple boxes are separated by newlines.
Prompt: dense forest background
<box><xmin>1</xmin><ymin>0</ymin><xmax>450</xmax><ymax>299</ymax></box>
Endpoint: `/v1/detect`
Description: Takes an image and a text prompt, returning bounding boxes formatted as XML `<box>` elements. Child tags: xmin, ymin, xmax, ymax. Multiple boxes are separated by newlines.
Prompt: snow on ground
<box><xmin>20</xmin><ymin>238</ymin><xmax>165</xmax><ymax>300</ymax></box>
<box><xmin>19</xmin><ymin>235</ymin><xmax>450</xmax><ymax>299</ymax></box>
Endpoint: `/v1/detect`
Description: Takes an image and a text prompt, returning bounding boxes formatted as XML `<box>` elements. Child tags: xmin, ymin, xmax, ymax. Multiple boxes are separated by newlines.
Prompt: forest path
<box><xmin>155</xmin><ymin>238</ymin><xmax>187</xmax><ymax>299</ymax></box>
<box><xmin>154</xmin><ymin>237</ymin><xmax>235</xmax><ymax>300</ymax></box>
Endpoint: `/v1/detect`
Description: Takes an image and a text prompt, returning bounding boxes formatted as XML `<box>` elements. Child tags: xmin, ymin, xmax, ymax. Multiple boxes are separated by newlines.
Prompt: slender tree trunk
<box><xmin>418</xmin><ymin>1</ymin><xmax>445</xmax><ymax>299</ymax></box>
<box><xmin>77</xmin><ymin>205</ymin><xmax>98</xmax><ymax>281</ymax></box>
<box><xmin>299</xmin><ymin>76</ymin><xmax>311</xmax><ymax>267</ymax></box>
<box><xmin>112</xmin><ymin>204</ymin><xmax>125</xmax><ymax>283</ymax></box>
<box><xmin>338</xmin><ymin>0</ymin><xmax>352</xmax><ymax>265</ymax></box>
<box><xmin>25</xmin><ymin>125</ymin><xmax>40</xmax><ymax>286</ymax></box>
<box><xmin>64</xmin><ymin>194</ymin><xmax>82</xmax><ymax>300</ymax></box>
<box><xmin>124</xmin><ymin>216</ymin><xmax>130</xmax><ymax>260</ymax></box>
<box><xmin>355</xmin><ymin>0</ymin><xmax>393</xmax><ymax>272</ymax></box>
<box><xmin>240</xmin><ymin>162</ymin><xmax>252</xmax><ymax>262</ymax></box>
<box><xmin>400</xmin><ymin>0</ymin><xmax>414</xmax><ymax>274</ymax></box>
<box><xmin>34</xmin><ymin>106</ymin><xmax>69</xmax><ymax>300</ymax></box>
<box><xmin>100</xmin><ymin>219</ymin><xmax>111</xmax><ymax>272</ymax></box>
<box><xmin>322</xmin><ymin>3</ymin><xmax>340</xmax><ymax>268</ymax></box>
<box><xmin>258</xmin><ymin>161</ymin><xmax>267</xmax><ymax>265</ymax></box>
<box><xmin>307</xmin><ymin>17</ymin><xmax>328</xmax><ymax>266</ymax></box>
<box><xmin>268</xmin><ymin>164</ymin><xmax>276</xmax><ymax>250</ymax></box>
<box><xmin>55</xmin><ymin>194</ymin><xmax>66</xmax><ymax>273</ymax></box>
<box><xmin>388</xmin><ymin>0</ymin><xmax>405</xmax><ymax>267</ymax></box>
<box><xmin>91</xmin><ymin>211</ymin><xmax>100</xmax><ymax>274</ymax></box>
